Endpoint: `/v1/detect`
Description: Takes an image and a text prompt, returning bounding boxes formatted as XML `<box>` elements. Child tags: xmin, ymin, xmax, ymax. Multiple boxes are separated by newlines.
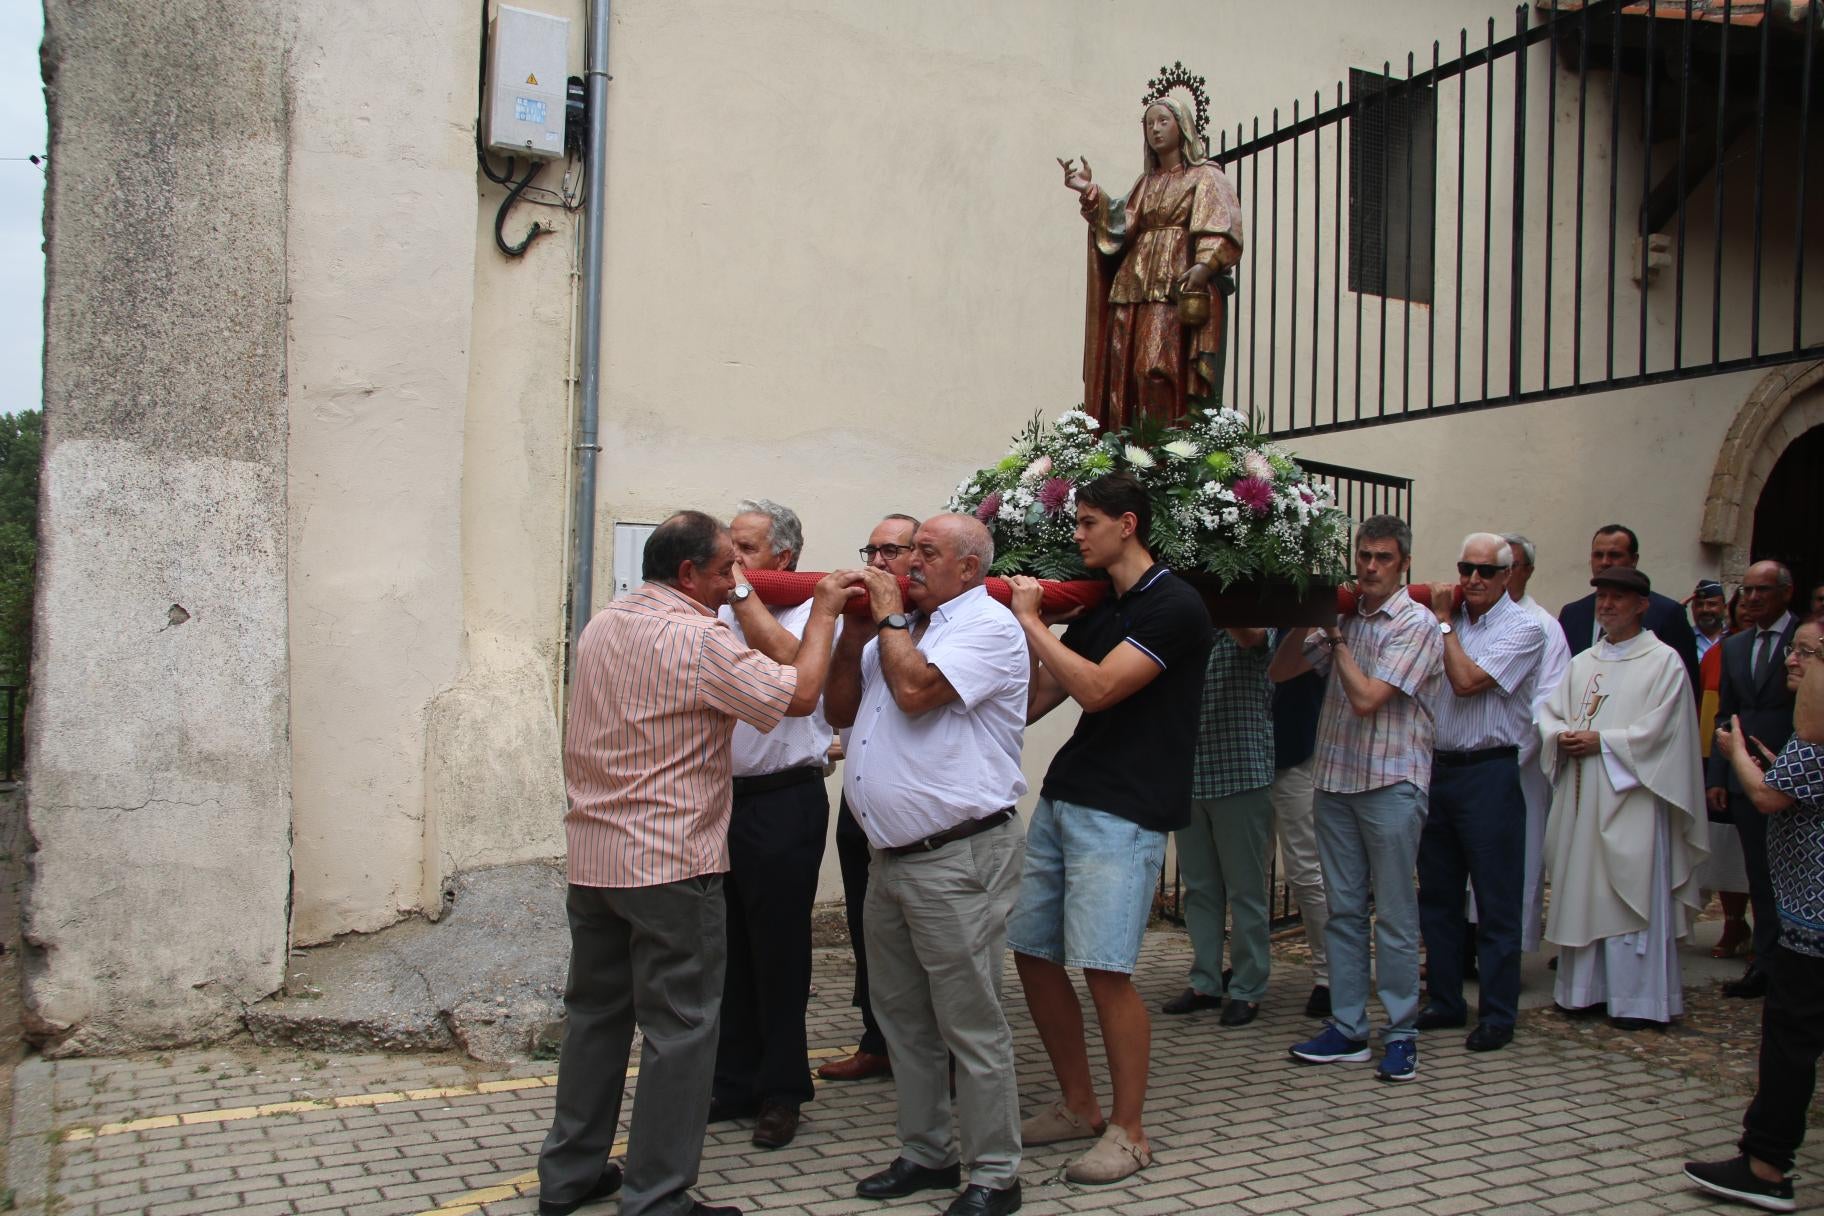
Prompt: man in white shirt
<box><xmin>826</xmin><ymin>513</ymin><xmax>1029</xmax><ymax>1216</ymax></box>
<box><xmin>1501</xmin><ymin>533</ymin><xmax>1572</xmax><ymax>953</ymax></box>
<box><xmin>1415</xmin><ymin>534</ymin><xmax>1546</xmax><ymax>1053</ymax></box>
<box><xmin>712</xmin><ymin>499</ymin><xmax>836</xmax><ymax>1150</ymax></box>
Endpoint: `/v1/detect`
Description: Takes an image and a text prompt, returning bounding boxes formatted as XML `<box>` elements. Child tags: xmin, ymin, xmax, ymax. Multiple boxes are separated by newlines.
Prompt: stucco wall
<box><xmin>25</xmin><ymin>0</ymin><xmax>294</xmax><ymax>1052</ymax></box>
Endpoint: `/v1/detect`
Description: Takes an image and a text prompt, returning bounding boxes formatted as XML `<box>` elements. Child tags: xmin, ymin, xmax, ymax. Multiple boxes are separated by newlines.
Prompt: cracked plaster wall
<box><xmin>25</xmin><ymin>0</ymin><xmax>294</xmax><ymax>1052</ymax></box>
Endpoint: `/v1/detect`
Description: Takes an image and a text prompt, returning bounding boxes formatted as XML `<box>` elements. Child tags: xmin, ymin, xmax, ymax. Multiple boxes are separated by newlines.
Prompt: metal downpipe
<box><xmin>568</xmin><ymin>0</ymin><xmax>611</xmax><ymax>675</ymax></box>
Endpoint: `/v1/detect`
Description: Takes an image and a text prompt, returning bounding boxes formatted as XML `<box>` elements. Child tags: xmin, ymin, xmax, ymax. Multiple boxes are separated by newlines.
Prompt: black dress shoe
<box><xmin>1219</xmin><ymin>1000</ymin><xmax>1259</xmax><ymax>1027</ymax></box>
<box><xmin>1723</xmin><ymin>969</ymin><xmax>1769</xmax><ymax>999</ymax></box>
<box><xmin>752</xmin><ymin>1101</ymin><xmax>799</xmax><ymax>1149</ymax></box>
<box><xmin>945</xmin><ymin>1181</ymin><xmax>1022</xmax><ymax>1216</ymax></box>
<box><xmin>1553</xmin><ymin>1000</ymin><xmax>1606</xmax><ymax>1018</ymax></box>
<box><xmin>1414</xmin><ymin>1006</ymin><xmax>1467</xmax><ymax>1031</ymax></box>
<box><xmin>1465</xmin><ymin>1023</ymin><xmax>1513</xmax><ymax>1052</ymax></box>
<box><xmin>707</xmin><ymin>1095</ymin><xmax>758</xmax><ymax>1123</ymax></box>
<box><xmin>1161</xmin><ymin>987</ymin><xmax>1222</xmax><ymax>1015</ymax></box>
<box><xmin>856</xmin><ymin>1157</ymin><xmax>962</xmax><ymax>1199</ymax></box>
<box><xmin>687</xmin><ymin>1203</ymin><xmax>742</xmax><ymax>1216</ymax></box>
<box><xmin>538</xmin><ymin>1164</ymin><xmax>623</xmax><ymax>1216</ymax></box>
<box><xmin>1304</xmin><ymin>984</ymin><xmax>1331</xmax><ymax>1018</ymax></box>
<box><xmin>1610</xmin><ymin>1016</ymin><xmax>1668</xmax><ymax>1032</ymax></box>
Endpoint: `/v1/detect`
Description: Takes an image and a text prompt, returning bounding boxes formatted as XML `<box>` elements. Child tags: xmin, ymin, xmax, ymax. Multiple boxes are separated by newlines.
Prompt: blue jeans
<box><xmin>1417</xmin><ymin>755</ymin><xmax>1526</xmax><ymax>1029</ymax></box>
<box><xmin>1315</xmin><ymin>782</ymin><xmax>1427</xmax><ymax>1042</ymax></box>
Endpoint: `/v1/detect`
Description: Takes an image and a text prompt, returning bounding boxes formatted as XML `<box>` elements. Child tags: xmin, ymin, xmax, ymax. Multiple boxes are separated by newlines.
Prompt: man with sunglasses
<box><xmin>1708</xmin><ymin>561</ymin><xmax>1801</xmax><ymax>999</ymax></box>
<box><xmin>818</xmin><ymin>514</ymin><xmax>920</xmax><ymax>1085</ymax></box>
<box><xmin>1412</xmin><ymin>534</ymin><xmax>1548</xmax><ymax>1053</ymax></box>
<box><xmin>1275</xmin><ymin>514</ymin><xmax>1444</xmax><ymax>1083</ymax></box>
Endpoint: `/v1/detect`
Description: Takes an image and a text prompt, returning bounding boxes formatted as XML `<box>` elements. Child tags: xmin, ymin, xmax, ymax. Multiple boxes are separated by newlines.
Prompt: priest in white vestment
<box><xmin>1540</xmin><ymin>567</ymin><xmax>1708</xmax><ymax>1029</ymax></box>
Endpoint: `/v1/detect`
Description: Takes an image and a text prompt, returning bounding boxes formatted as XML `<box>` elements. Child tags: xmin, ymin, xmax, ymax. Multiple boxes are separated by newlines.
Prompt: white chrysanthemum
<box><xmin>1162</xmin><ymin>439</ymin><xmax>1200</xmax><ymax>460</ymax></box>
<box><xmin>1124</xmin><ymin>444</ymin><xmax>1155</xmax><ymax>469</ymax></box>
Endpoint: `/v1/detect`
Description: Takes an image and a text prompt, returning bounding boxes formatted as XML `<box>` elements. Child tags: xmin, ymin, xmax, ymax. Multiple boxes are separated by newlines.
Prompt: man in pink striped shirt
<box><xmin>537</xmin><ymin>510</ymin><xmax>860</xmax><ymax>1216</ymax></box>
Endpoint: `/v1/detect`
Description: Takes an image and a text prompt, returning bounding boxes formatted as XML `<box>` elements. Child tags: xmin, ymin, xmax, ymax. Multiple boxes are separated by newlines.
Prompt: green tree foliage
<box><xmin>0</xmin><ymin>410</ymin><xmax>41</xmax><ymax>689</ymax></box>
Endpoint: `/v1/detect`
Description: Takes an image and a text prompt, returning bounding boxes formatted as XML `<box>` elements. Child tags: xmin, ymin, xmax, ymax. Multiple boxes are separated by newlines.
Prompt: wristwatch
<box><xmin>877</xmin><ymin>613</ymin><xmax>910</xmax><ymax>632</ymax></box>
<box><xmin>727</xmin><ymin>584</ymin><xmax>752</xmax><ymax>606</ymax></box>
<box><xmin>1437</xmin><ymin>620</ymin><xmax>1453</xmax><ymax>635</ymax></box>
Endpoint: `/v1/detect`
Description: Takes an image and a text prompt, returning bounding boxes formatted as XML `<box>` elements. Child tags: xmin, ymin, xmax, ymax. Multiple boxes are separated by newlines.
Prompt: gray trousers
<box><xmin>1315</xmin><ymin>782</ymin><xmax>1426</xmax><ymax>1043</ymax></box>
<box><xmin>865</xmin><ymin>818</ymin><xmax>1025</xmax><ymax>1189</ymax></box>
<box><xmin>537</xmin><ymin>878</ymin><xmax>727</xmax><ymax>1216</ymax></box>
<box><xmin>1177</xmin><ymin>787</ymin><xmax>1274</xmax><ymax>1003</ymax></box>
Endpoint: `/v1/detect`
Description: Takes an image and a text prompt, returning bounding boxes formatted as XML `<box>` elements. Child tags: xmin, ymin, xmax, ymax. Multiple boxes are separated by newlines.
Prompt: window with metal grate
<box><xmin>1349</xmin><ymin>68</ymin><xmax>1437</xmax><ymax>304</ymax></box>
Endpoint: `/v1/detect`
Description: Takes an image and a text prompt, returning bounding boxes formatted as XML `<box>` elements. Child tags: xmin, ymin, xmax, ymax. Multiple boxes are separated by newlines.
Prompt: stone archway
<box><xmin>1700</xmin><ymin>359</ymin><xmax>1824</xmax><ymax>584</ymax></box>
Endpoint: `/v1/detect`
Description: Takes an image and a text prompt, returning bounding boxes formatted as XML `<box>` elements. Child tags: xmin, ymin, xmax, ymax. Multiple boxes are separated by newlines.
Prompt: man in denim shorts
<box><xmin>1004</xmin><ymin>473</ymin><xmax>1212</xmax><ymax>1187</ymax></box>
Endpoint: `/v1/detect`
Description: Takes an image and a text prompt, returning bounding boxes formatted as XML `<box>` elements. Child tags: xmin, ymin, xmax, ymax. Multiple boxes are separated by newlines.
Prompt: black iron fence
<box><xmin>1213</xmin><ymin>0</ymin><xmax>1824</xmax><ymax>440</ymax></box>
<box><xmin>1154</xmin><ymin>460</ymin><xmax>1413</xmax><ymax>929</ymax></box>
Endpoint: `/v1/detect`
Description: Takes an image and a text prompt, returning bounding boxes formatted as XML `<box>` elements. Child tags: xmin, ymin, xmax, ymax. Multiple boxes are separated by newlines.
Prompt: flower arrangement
<box><xmin>945</xmin><ymin>406</ymin><xmax>1351</xmax><ymax>588</ymax></box>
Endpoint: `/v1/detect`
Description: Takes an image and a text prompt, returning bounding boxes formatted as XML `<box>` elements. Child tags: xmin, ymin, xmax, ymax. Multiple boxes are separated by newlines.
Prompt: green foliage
<box><xmin>0</xmin><ymin>410</ymin><xmax>42</xmax><ymax>689</ymax></box>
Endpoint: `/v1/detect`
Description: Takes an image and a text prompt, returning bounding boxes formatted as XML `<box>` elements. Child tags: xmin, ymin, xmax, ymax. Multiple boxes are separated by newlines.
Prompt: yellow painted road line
<box><xmin>410</xmin><ymin>1045</ymin><xmax>858</xmax><ymax>1216</ymax></box>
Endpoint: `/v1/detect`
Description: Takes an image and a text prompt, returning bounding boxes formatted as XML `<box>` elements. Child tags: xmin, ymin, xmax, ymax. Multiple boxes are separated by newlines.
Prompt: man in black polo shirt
<box><xmin>1005</xmin><ymin>473</ymin><xmax>1212</xmax><ymax>1188</ymax></box>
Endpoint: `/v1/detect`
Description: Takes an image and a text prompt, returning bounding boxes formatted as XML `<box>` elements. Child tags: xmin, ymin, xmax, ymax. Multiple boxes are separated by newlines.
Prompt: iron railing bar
<box><xmin>1796</xmin><ymin>0</ymin><xmax>1817</xmax><ymax>352</ymax></box>
<box><xmin>1231</xmin><ymin>126</ymin><xmax>1246</xmax><ymax>409</ymax></box>
<box><xmin>1674</xmin><ymin>0</ymin><xmax>1693</xmax><ymax>371</ymax></box>
<box><xmin>1605</xmin><ymin>0</ymin><xmax>1622</xmax><ymax>383</ymax></box>
<box><xmin>1269</xmin><ymin>106</ymin><xmax>1281</xmax><ymax>429</ymax></box>
<box><xmin>1297</xmin><ymin>459</ymin><xmax>1415</xmax><ymax>491</ymax></box>
<box><xmin>1749</xmin><ymin>8</ymin><xmax>1769</xmax><ymax>360</ymax></box>
<box><xmin>1249</xmin><ymin>115</ymin><xmax>1261</xmax><ymax>411</ymax></box>
<box><xmin>1574</xmin><ymin>0</ymin><xmax>1589</xmax><ymax>387</ymax></box>
<box><xmin>1543</xmin><ymin>3</ymin><xmax>1557</xmax><ymax>394</ymax></box>
<box><xmin>1332</xmin><ymin>86</ymin><xmax>1343</xmax><ymax>426</ymax></box>
<box><xmin>1511</xmin><ymin>4</ymin><xmax>1528</xmax><ymax>403</ymax></box>
<box><xmin>1290</xmin><ymin>100</ymin><xmax>1301</xmax><ymax>429</ymax></box>
<box><xmin>1311</xmin><ymin>92</ymin><xmax>1323</xmax><ymax>430</ymax></box>
<box><xmin>1379</xmin><ymin>62</ymin><xmax>1392</xmax><ymax>421</ymax></box>
<box><xmin>1456</xmin><ymin>26</ymin><xmax>1469</xmax><ymax>406</ymax></box>
<box><xmin>1711</xmin><ymin>0</ymin><xmax>1731</xmax><ymax>367</ymax></box>
<box><xmin>1483</xmin><ymin>19</ymin><xmax>1495</xmax><ymax>404</ymax></box>
<box><xmin>1638</xmin><ymin>1</ymin><xmax>1656</xmax><ymax>380</ymax></box>
<box><xmin>1354</xmin><ymin>83</ymin><xmax>1365</xmax><ymax>423</ymax></box>
<box><xmin>1428</xmin><ymin>40</ymin><xmax>1440</xmax><ymax>410</ymax></box>
<box><xmin>1402</xmin><ymin>52</ymin><xmax>1416</xmax><ymax>414</ymax></box>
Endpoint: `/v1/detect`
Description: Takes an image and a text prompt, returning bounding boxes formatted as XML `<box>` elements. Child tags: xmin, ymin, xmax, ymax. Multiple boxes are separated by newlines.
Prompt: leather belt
<box><xmin>1434</xmin><ymin>745</ymin><xmax>1519</xmax><ymax>767</ymax></box>
<box><xmin>732</xmin><ymin>765</ymin><xmax>824</xmax><ymax>797</ymax></box>
<box><xmin>885</xmin><ymin>808</ymin><xmax>1017</xmax><ymax>857</ymax></box>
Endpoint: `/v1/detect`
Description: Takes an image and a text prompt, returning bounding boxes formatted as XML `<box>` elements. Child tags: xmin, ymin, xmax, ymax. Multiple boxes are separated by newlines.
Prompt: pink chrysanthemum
<box><xmin>1233</xmin><ymin>476</ymin><xmax>1274</xmax><ymax>517</ymax></box>
<box><xmin>974</xmin><ymin>491</ymin><xmax>1003</xmax><ymax>523</ymax></box>
<box><xmin>1243</xmin><ymin>451</ymin><xmax>1275</xmax><ymax>481</ymax></box>
<box><xmin>1039</xmin><ymin>476</ymin><xmax>1074</xmax><ymax>516</ymax></box>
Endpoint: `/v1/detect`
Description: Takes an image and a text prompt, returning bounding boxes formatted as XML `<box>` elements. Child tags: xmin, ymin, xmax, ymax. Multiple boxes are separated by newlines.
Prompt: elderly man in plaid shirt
<box><xmin>1162</xmin><ymin>627</ymin><xmax>1277</xmax><ymax>1026</ymax></box>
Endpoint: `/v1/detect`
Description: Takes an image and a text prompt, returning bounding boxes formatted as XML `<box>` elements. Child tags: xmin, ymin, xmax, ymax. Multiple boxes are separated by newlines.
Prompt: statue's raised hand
<box><xmin>1057</xmin><ymin>156</ymin><xmax>1094</xmax><ymax>195</ymax></box>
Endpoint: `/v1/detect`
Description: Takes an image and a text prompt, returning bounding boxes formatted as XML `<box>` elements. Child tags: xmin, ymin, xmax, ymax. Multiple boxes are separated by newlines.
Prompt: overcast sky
<box><xmin>1</xmin><ymin>6</ymin><xmax>44</xmax><ymax>417</ymax></box>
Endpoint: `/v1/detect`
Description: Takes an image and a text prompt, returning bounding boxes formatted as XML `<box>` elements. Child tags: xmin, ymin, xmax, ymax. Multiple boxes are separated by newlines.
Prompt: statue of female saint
<box><xmin>1061</xmin><ymin>93</ymin><xmax>1243</xmax><ymax>429</ymax></box>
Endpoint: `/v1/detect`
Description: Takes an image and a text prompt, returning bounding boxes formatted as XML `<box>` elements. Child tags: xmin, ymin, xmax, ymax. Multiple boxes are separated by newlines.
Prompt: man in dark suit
<box><xmin>1705</xmin><ymin>560</ymin><xmax>1800</xmax><ymax>998</ymax></box>
<box><xmin>1557</xmin><ymin>524</ymin><xmax>1700</xmax><ymax>693</ymax></box>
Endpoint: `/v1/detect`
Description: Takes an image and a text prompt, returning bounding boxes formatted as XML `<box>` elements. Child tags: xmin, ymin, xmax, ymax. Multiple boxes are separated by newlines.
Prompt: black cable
<box><xmin>496</xmin><ymin>159</ymin><xmax>551</xmax><ymax>257</ymax></box>
<box><xmin>475</xmin><ymin>0</ymin><xmax>517</xmax><ymax>185</ymax></box>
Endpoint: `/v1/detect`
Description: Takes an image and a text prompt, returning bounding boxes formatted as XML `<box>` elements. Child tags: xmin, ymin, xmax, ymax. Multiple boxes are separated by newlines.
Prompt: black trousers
<box><xmin>1733</xmin><ymin>798</ymin><xmax>1782</xmax><ymax>969</ymax></box>
<box><xmin>1740</xmin><ymin>943</ymin><xmax>1824</xmax><ymax>1173</ymax></box>
<box><xmin>835</xmin><ymin>796</ymin><xmax>888</xmax><ymax>1056</ymax></box>
<box><xmin>713</xmin><ymin>777</ymin><xmax>829</xmax><ymax>1109</ymax></box>
<box><xmin>1417</xmin><ymin>756</ymin><xmax>1526</xmax><ymax>1029</ymax></box>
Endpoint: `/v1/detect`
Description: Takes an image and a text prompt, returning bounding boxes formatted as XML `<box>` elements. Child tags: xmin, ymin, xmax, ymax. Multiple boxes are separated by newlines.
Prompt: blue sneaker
<box><xmin>1289</xmin><ymin>1023</ymin><xmax>1371</xmax><ymax>1063</ymax></box>
<box><xmin>1376</xmin><ymin>1038</ymin><xmax>1418</xmax><ymax>1082</ymax></box>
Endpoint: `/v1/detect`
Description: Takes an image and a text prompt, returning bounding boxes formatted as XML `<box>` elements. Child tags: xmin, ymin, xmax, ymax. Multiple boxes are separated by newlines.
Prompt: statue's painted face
<box><xmin>1144</xmin><ymin>104</ymin><xmax>1179</xmax><ymax>154</ymax></box>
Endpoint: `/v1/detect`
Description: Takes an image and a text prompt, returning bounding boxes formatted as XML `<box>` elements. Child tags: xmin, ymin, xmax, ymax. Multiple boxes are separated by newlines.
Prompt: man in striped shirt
<box><xmin>1275</xmin><ymin>514</ymin><xmax>1444</xmax><ymax>1084</ymax></box>
<box><xmin>536</xmin><ymin>511</ymin><xmax>860</xmax><ymax>1216</ymax></box>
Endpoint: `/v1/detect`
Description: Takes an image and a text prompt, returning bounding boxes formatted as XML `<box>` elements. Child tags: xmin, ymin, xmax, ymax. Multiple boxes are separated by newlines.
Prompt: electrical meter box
<box><xmin>484</xmin><ymin>5</ymin><xmax>570</xmax><ymax>160</ymax></box>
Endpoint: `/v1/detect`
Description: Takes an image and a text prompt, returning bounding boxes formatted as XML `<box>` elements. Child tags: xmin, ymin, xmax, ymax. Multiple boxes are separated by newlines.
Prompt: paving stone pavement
<box><xmin>6</xmin><ymin>929</ymin><xmax>1814</xmax><ymax>1216</ymax></box>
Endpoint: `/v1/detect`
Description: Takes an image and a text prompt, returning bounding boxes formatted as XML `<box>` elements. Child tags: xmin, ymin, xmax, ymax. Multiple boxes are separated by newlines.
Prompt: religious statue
<box><xmin>1062</xmin><ymin>65</ymin><xmax>1243</xmax><ymax>430</ymax></box>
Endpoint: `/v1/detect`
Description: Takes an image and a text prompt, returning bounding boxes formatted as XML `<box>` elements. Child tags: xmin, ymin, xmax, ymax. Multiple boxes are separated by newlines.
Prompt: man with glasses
<box><xmin>1412</xmin><ymin>534</ymin><xmax>1547</xmax><ymax>1053</ymax></box>
<box><xmin>1274</xmin><ymin>514</ymin><xmax>1444</xmax><ymax>1084</ymax></box>
<box><xmin>1557</xmin><ymin>524</ymin><xmax>1700</xmax><ymax>694</ymax></box>
<box><xmin>1708</xmin><ymin>561</ymin><xmax>1801</xmax><ymax>999</ymax></box>
<box><xmin>818</xmin><ymin>514</ymin><xmax>920</xmax><ymax>1085</ymax></box>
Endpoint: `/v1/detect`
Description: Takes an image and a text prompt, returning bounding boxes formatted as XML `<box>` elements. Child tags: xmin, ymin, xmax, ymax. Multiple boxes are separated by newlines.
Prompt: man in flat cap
<box><xmin>1538</xmin><ymin>568</ymin><xmax>1709</xmax><ymax>1031</ymax></box>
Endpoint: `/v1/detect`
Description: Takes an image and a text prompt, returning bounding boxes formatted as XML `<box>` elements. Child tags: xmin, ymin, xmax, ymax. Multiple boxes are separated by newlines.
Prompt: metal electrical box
<box><xmin>484</xmin><ymin>5</ymin><xmax>570</xmax><ymax>160</ymax></box>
